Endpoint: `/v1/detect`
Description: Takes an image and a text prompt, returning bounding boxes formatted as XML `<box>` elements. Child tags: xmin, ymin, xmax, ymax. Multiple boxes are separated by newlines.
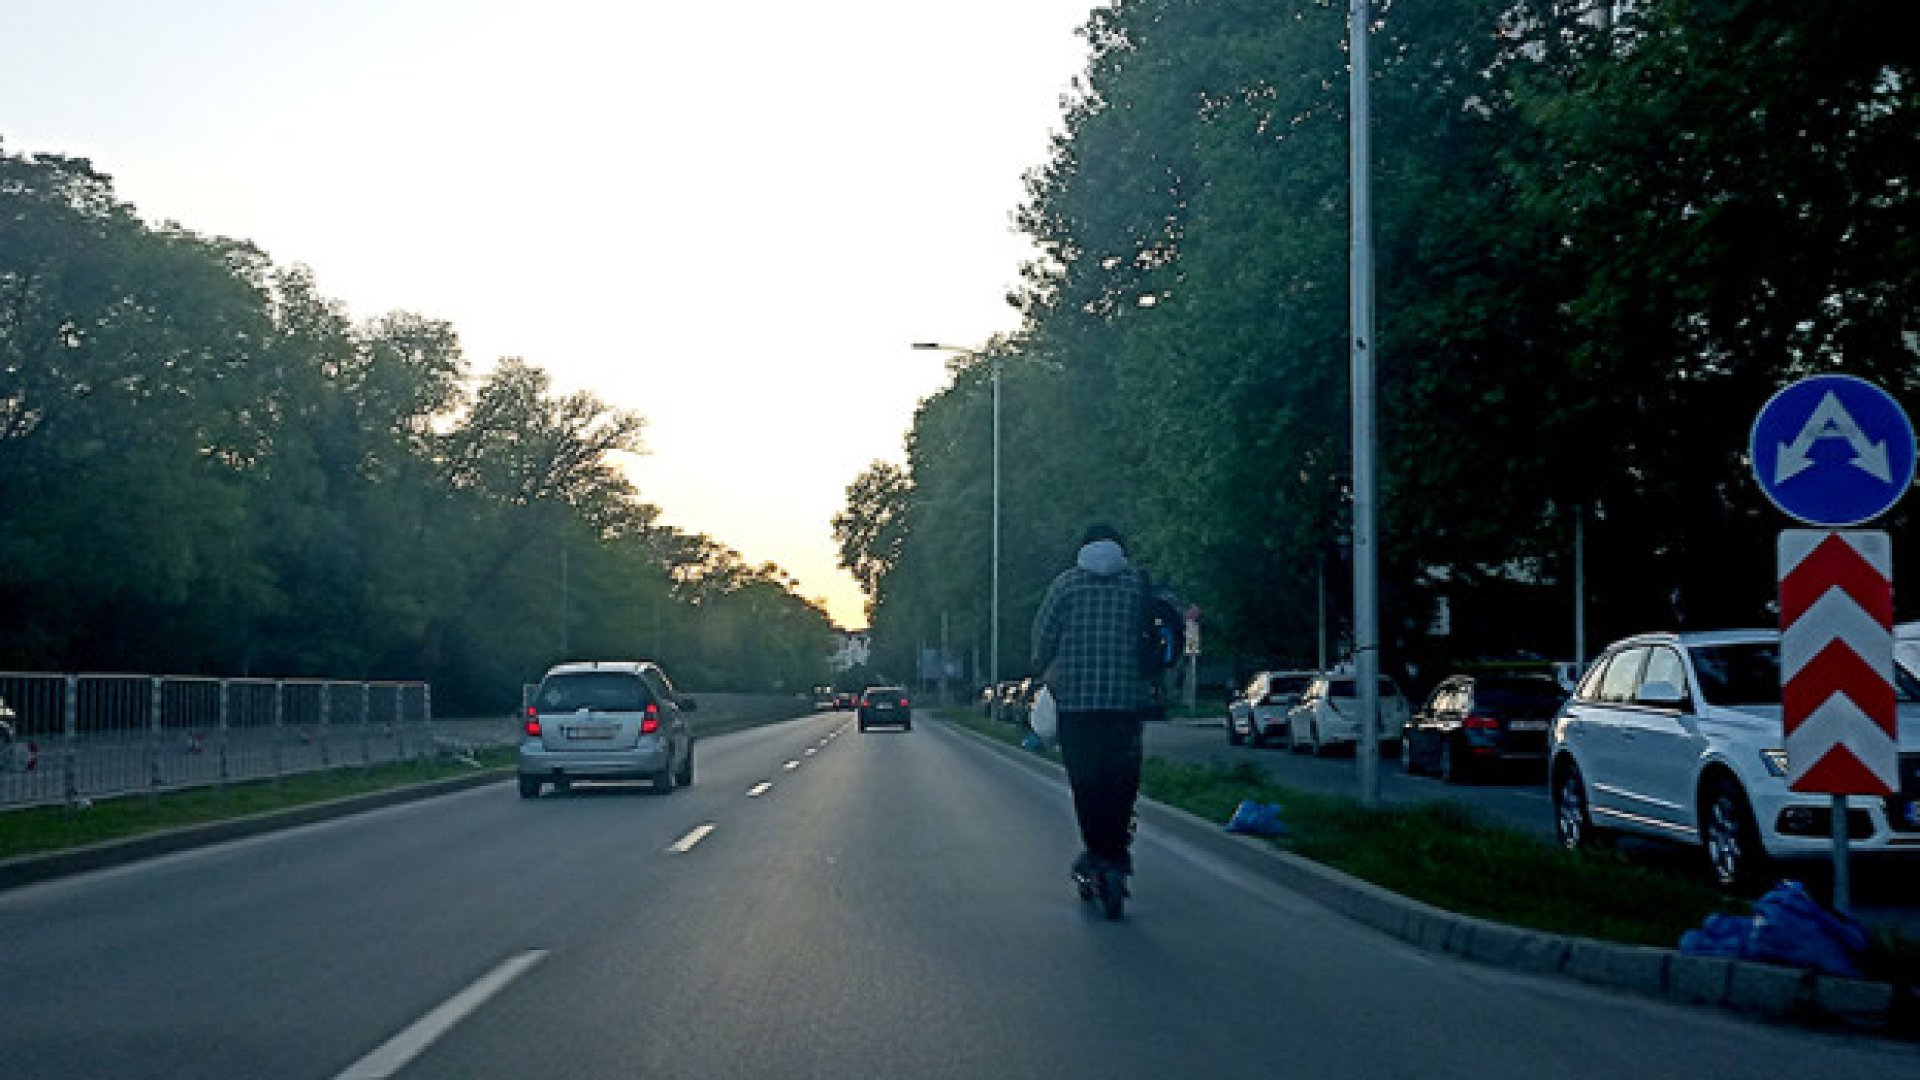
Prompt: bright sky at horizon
<box><xmin>0</xmin><ymin>0</ymin><xmax>1104</xmax><ymax>629</ymax></box>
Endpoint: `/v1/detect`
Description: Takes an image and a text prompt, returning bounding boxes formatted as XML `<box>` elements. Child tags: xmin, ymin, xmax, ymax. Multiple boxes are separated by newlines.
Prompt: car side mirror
<box><xmin>680</xmin><ymin>696</ymin><xmax>698</xmax><ymax>712</ymax></box>
<box><xmin>1636</xmin><ymin>681</ymin><xmax>1684</xmax><ymax>708</ymax></box>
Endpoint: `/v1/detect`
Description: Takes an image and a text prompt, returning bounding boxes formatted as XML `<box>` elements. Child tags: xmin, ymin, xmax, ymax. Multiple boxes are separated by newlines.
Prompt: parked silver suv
<box><xmin>518</xmin><ymin>661</ymin><xmax>696</xmax><ymax>798</ymax></box>
<box><xmin>1549</xmin><ymin>629</ymin><xmax>1920</xmax><ymax>889</ymax></box>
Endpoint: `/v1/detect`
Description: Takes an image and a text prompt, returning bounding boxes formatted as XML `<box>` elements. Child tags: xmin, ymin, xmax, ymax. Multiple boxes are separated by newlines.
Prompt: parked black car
<box><xmin>1402</xmin><ymin>673</ymin><xmax>1564</xmax><ymax>783</ymax></box>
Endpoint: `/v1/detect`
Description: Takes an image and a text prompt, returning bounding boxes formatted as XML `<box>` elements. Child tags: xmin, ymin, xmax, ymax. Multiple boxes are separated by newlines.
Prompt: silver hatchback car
<box><xmin>518</xmin><ymin>661</ymin><xmax>696</xmax><ymax>798</ymax></box>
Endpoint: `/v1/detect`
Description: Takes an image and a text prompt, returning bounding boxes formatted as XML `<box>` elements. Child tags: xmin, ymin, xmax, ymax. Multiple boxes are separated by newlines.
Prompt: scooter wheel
<box><xmin>1099</xmin><ymin>868</ymin><xmax>1127</xmax><ymax>921</ymax></box>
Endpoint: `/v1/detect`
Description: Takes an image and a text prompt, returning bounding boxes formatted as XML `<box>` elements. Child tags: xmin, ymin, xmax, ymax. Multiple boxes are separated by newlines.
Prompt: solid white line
<box><xmin>668</xmin><ymin>823</ymin><xmax>716</xmax><ymax>852</ymax></box>
<box><xmin>335</xmin><ymin>950</ymin><xmax>547</xmax><ymax>1079</ymax></box>
<box><xmin>748</xmin><ymin>782</ymin><xmax>773</xmax><ymax>797</ymax></box>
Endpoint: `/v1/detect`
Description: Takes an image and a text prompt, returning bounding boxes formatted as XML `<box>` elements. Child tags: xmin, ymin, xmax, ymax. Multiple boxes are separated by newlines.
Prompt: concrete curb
<box><xmin>952</xmin><ymin>719</ymin><xmax>1917</xmax><ymax>1040</ymax></box>
<box><xmin>0</xmin><ymin>768</ymin><xmax>508</xmax><ymax>893</ymax></box>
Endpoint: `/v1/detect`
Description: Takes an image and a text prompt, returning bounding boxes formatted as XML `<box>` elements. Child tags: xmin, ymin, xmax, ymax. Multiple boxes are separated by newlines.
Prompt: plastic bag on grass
<box><xmin>1225</xmin><ymin>800</ymin><xmax>1287</xmax><ymax>836</ymax></box>
<box><xmin>1677</xmin><ymin>880</ymin><xmax>1868</xmax><ymax>979</ymax></box>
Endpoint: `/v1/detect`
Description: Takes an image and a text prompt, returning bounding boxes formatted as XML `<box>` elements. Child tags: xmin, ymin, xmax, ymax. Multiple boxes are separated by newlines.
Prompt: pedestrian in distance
<box><xmin>1031</xmin><ymin>523</ymin><xmax>1155</xmax><ymax>907</ymax></box>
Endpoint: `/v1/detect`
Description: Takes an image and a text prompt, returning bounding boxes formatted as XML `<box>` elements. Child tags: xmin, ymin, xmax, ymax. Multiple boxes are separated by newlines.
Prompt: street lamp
<box><xmin>913</xmin><ymin>341</ymin><xmax>998</xmax><ymax>722</ymax></box>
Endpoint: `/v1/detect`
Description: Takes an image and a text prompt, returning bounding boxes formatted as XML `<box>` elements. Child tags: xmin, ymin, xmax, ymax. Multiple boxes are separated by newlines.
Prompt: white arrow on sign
<box><xmin>1775</xmin><ymin>391</ymin><xmax>1892</xmax><ymax>484</ymax></box>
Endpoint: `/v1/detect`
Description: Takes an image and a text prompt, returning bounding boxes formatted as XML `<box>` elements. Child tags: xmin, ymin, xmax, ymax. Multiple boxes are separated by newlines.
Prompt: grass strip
<box><xmin>0</xmin><ymin>749</ymin><xmax>514</xmax><ymax>861</ymax></box>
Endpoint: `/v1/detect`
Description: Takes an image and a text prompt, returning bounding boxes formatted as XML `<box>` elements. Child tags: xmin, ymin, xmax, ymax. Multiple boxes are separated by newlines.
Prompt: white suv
<box><xmin>1285</xmin><ymin>673</ymin><xmax>1410</xmax><ymax>757</ymax></box>
<box><xmin>1549</xmin><ymin>629</ymin><xmax>1920</xmax><ymax>889</ymax></box>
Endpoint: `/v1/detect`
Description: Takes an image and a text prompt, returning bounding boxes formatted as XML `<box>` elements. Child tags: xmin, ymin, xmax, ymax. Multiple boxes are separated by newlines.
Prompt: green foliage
<box><xmin>0</xmin><ymin>140</ymin><xmax>837</xmax><ymax>708</ymax></box>
<box><xmin>848</xmin><ymin>0</ymin><xmax>1920</xmax><ymax>678</ymax></box>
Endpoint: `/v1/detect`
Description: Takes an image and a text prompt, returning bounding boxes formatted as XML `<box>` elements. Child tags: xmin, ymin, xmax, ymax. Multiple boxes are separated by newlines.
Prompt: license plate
<box><xmin>566</xmin><ymin>726</ymin><xmax>615</xmax><ymax>740</ymax></box>
<box><xmin>1509</xmin><ymin>720</ymin><xmax>1549</xmax><ymax>732</ymax></box>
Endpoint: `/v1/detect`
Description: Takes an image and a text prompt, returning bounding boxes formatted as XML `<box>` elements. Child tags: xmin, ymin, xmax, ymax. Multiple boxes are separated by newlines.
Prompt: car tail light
<box><xmin>859</xmin><ymin>696</ymin><xmax>871</xmax><ymax>708</ymax></box>
<box><xmin>641</xmin><ymin>702</ymin><xmax>660</xmax><ymax>735</ymax></box>
<box><xmin>898</xmin><ymin>697</ymin><xmax>909</xmax><ymax>708</ymax></box>
<box><xmin>524</xmin><ymin>707</ymin><xmax>541</xmax><ymax>738</ymax></box>
<box><xmin>1464</xmin><ymin>713</ymin><xmax>1500</xmax><ymax>731</ymax></box>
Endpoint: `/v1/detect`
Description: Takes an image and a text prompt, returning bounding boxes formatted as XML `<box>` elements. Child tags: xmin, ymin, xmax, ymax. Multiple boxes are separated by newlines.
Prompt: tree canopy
<box><xmin>837</xmin><ymin>0</ymin><xmax>1920</xmax><ymax>691</ymax></box>
<box><xmin>0</xmin><ymin>141</ymin><xmax>837</xmax><ymax>711</ymax></box>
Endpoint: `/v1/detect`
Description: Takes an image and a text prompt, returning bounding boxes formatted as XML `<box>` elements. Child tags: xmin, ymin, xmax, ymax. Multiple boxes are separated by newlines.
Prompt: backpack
<box><xmin>1138</xmin><ymin>573</ymin><xmax>1185</xmax><ymax>675</ymax></box>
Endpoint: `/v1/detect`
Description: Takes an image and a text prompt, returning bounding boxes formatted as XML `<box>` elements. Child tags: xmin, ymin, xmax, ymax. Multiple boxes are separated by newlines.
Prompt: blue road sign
<box><xmin>1750</xmin><ymin>374</ymin><xmax>1915</xmax><ymax>526</ymax></box>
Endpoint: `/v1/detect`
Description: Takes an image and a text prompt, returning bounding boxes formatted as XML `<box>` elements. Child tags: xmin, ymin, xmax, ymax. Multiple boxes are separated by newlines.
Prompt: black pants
<box><xmin>1057</xmin><ymin>709</ymin><xmax>1143</xmax><ymax>869</ymax></box>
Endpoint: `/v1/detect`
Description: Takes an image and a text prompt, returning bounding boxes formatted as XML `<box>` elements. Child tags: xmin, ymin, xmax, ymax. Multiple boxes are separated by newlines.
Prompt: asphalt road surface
<box><xmin>0</xmin><ymin>713</ymin><xmax>1912</xmax><ymax>1079</ymax></box>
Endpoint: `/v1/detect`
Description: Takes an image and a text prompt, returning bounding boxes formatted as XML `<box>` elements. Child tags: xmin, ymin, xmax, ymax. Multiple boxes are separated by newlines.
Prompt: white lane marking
<box><xmin>748</xmin><ymin>782</ymin><xmax>773</xmax><ymax>798</ymax></box>
<box><xmin>804</xmin><ymin>747</ymin><xmax>818</xmax><ymax>756</ymax></box>
<box><xmin>668</xmin><ymin>823</ymin><xmax>717</xmax><ymax>853</ymax></box>
<box><xmin>335</xmin><ymin>949</ymin><xmax>547</xmax><ymax>1079</ymax></box>
<box><xmin>783</xmin><ymin>760</ymin><xmax>800</xmax><ymax>770</ymax></box>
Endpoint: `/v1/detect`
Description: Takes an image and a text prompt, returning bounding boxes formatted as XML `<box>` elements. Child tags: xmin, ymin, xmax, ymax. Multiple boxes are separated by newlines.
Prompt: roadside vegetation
<box><xmin>945</xmin><ymin>711</ymin><xmax>1919</xmax><ymax>984</ymax></box>
<box><xmin>0</xmin><ymin>749</ymin><xmax>512</xmax><ymax>862</ymax></box>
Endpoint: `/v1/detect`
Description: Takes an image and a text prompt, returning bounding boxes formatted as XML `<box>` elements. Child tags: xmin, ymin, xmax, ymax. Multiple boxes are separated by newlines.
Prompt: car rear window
<box><xmin>1268</xmin><ymin>676</ymin><xmax>1311</xmax><ymax>695</ymax></box>
<box><xmin>535</xmin><ymin>672</ymin><xmax>654</xmax><ymax>712</ymax></box>
<box><xmin>1689</xmin><ymin>643</ymin><xmax>1780</xmax><ymax>706</ymax></box>
<box><xmin>1474</xmin><ymin>680</ymin><xmax>1563</xmax><ymax>717</ymax></box>
<box><xmin>1691</xmin><ymin>641</ymin><xmax>1920</xmax><ymax>705</ymax></box>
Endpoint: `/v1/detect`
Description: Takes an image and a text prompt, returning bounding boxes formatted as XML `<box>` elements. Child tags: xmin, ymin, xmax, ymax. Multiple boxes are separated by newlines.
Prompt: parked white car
<box><xmin>1549</xmin><ymin>629</ymin><xmax>1920</xmax><ymax>890</ymax></box>
<box><xmin>1226</xmin><ymin>670</ymin><xmax>1317</xmax><ymax>747</ymax></box>
<box><xmin>1285</xmin><ymin>673</ymin><xmax>1410</xmax><ymax>757</ymax></box>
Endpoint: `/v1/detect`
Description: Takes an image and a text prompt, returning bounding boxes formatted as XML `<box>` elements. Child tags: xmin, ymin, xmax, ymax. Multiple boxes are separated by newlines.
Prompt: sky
<box><xmin>0</xmin><ymin>0</ymin><xmax>1105</xmax><ymax>628</ymax></box>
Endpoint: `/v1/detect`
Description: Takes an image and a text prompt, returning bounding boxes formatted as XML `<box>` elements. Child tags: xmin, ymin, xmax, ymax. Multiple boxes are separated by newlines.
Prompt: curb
<box><xmin>0</xmin><ymin>769</ymin><xmax>508</xmax><ymax>893</ymax></box>
<box><xmin>950</xmin><ymin>719</ymin><xmax>1917</xmax><ymax>1040</ymax></box>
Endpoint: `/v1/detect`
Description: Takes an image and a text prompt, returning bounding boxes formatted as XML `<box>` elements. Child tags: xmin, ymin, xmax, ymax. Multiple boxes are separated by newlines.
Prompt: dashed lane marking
<box><xmin>668</xmin><ymin>824</ymin><xmax>717</xmax><ymax>853</ymax></box>
<box><xmin>748</xmin><ymin>782</ymin><xmax>773</xmax><ymax>798</ymax></box>
<box><xmin>335</xmin><ymin>949</ymin><xmax>547</xmax><ymax>1079</ymax></box>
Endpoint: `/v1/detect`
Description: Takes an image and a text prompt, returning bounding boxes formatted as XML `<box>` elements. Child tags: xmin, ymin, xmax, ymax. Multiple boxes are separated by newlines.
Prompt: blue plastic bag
<box><xmin>1225</xmin><ymin>800</ymin><xmax>1287</xmax><ymax>836</ymax></box>
<box><xmin>1748</xmin><ymin>880</ymin><xmax>1868</xmax><ymax>979</ymax></box>
<box><xmin>1677</xmin><ymin>881</ymin><xmax>1867</xmax><ymax>979</ymax></box>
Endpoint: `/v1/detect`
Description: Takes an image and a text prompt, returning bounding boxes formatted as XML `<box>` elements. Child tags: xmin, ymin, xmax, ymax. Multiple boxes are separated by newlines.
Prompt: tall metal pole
<box><xmin>990</xmin><ymin>351</ymin><xmax>1001</xmax><ymax>724</ymax></box>
<box><xmin>912</xmin><ymin>342</ymin><xmax>999</xmax><ymax>721</ymax></box>
<box><xmin>1574</xmin><ymin>505</ymin><xmax>1587</xmax><ymax>669</ymax></box>
<box><xmin>1349</xmin><ymin>0</ymin><xmax>1381</xmax><ymax>807</ymax></box>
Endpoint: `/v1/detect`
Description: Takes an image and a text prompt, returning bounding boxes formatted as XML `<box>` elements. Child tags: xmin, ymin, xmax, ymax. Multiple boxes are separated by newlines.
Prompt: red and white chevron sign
<box><xmin>1778</xmin><ymin>530</ymin><xmax>1897</xmax><ymax>795</ymax></box>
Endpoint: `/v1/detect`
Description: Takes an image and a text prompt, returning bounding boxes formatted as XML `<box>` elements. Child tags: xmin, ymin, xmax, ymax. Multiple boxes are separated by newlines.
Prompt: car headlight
<box><xmin>1761</xmin><ymin>749</ymin><xmax>1789</xmax><ymax>777</ymax></box>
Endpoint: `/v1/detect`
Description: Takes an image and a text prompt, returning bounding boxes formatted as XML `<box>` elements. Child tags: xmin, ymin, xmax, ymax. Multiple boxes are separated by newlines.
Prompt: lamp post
<box><xmin>913</xmin><ymin>341</ymin><xmax>998</xmax><ymax>722</ymax></box>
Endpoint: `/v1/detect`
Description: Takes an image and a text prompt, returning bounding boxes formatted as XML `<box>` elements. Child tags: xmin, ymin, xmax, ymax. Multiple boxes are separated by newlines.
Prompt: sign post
<box><xmin>1752</xmin><ymin>374</ymin><xmax>1914</xmax><ymax>913</ymax></box>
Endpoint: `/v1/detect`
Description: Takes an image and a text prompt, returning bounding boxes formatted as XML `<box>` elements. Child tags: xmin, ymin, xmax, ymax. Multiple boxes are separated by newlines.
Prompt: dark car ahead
<box><xmin>857</xmin><ymin>685</ymin><xmax>912</xmax><ymax>732</ymax></box>
<box><xmin>1403</xmin><ymin>672</ymin><xmax>1564</xmax><ymax>783</ymax></box>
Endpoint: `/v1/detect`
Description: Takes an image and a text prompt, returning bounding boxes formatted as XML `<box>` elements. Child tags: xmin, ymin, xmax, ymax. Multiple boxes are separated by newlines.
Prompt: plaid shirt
<box><xmin>1031</xmin><ymin>557</ymin><xmax>1147</xmax><ymax>713</ymax></box>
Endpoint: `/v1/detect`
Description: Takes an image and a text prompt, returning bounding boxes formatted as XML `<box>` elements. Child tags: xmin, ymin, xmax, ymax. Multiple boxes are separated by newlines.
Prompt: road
<box><xmin>0</xmin><ymin>712</ymin><xmax>1911</xmax><ymax>1079</ymax></box>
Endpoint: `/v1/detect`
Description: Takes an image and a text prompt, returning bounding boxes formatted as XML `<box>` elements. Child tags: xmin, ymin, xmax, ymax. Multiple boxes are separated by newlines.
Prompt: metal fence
<box><xmin>0</xmin><ymin>672</ymin><xmax>434</xmax><ymax>810</ymax></box>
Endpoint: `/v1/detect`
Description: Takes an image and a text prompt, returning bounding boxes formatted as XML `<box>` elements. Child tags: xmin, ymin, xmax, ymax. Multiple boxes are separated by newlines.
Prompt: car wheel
<box><xmin>1228</xmin><ymin>721</ymin><xmax>1245</xmax><ymax>747</ymax></box>
<box><xmin>675</xmin><ymin>743</ymin><xmax>694</xmax><ymax>786</ymax></box>
<box><xmin>518</xmin><ymin>776</ymin><xmax>541</xmax><ymax>799</ymax></box>
<box><xmin>1310</xmin><ymin>723</ymin><xmax>1328</xmax><ymax>758</ymax></box>
<box><xmin>1400</xmin><ymin>736</ymin><xmax>1417</xmax><ymax>774</ymax></box>
<box><xmin>1702</xmin><ymin>775</ymin><xmax>1767</xmax><ymax>892</ymax></box>
<box><xmin>1441</xmin><ymin>739</ymin><xmax>1468</xmax><ymax>784</ymax></box>
<box><xmin>1553</xmin><ymin>760</ymin><xmax>1600</xmax><ymax>851</ymax></box>
<box><xmin>652</xmin><ymin>757</ymin><xmax>677</xmax><ymax>795</ymax></box>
